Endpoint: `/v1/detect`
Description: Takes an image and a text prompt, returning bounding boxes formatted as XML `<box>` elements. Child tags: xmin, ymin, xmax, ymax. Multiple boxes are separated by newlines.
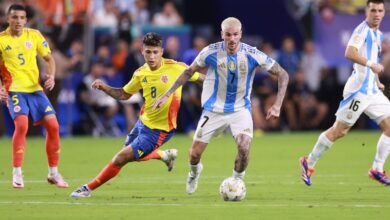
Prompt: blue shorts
<box><xmin>7</xmin><ymin>91</ymin><xmax>56</xmax><ymax>124</ymax></box>
<box><xmin>124</xmin><ymin>120</ymin><xmax>175</xmax><ymax>161</ymax></box>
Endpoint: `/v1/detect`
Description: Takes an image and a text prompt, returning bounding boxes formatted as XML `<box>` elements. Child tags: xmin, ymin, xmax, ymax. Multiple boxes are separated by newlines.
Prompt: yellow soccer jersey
<box><xmin>0</xmin><ymin>28</ymin><xmax>51</xmax><ymax>92</ymax></box>
<box><xmin>123</xmin><ymin>58</ymin><xmax>200</xmax><ymax>132</ymax></box>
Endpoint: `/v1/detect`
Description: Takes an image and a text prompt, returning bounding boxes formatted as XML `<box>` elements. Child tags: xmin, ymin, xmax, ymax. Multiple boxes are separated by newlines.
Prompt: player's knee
<box><xmin>44</xmin><ymin>118</ymin><xmax>59</xmax><ymax>134</ymax></box>
<box><xmin>14</xmin><ymin>115</ymin><xmax>28</xmax><ymax>134</ymax></box>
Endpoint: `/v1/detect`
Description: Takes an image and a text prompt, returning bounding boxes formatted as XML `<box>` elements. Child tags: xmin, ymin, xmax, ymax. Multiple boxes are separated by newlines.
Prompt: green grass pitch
<box><xmin>1</xmin><ymin>131</ymin><xmax>390</xmax><ymax>220</ymax></box>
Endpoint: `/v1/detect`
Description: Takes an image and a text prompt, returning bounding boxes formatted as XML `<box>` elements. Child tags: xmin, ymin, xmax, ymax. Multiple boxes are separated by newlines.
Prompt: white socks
<box><xmin>307</xmin><ymin>132</ymin><xmax>334</xmax><ymax>167</ymax></box>
<box><xmin>372</xmin><ymin>134</ymin><xmax>390</xmax><ymax>172</ymax></box>
<box><xmin>13</xmin><ymin>167</ymin><xmax>22</xmax><ymax>175</ymax></box>
<box><xmin>189</xmin><ymin>162</ymin><xmax>202</xmax><ymax>177</ymax></box>
<box><xmin>233</xmin><ymin>170</ymin><xmax>245</xmax><ymax>180</ymax></box>
<box><xmin>48</xmin><ymin>167</ymin><xmax>58</xmax><ymax>175</ymax></box>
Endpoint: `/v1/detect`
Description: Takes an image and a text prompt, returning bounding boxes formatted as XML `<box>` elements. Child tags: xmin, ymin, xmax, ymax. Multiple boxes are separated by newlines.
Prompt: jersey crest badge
<box><xmin>25</xmin><ymin>41</ymin><xmax>32</xmax><ymax>49</ymax></box>
<box><xmin>14</xmin><ymin>105</ymin><xmax>21</xmax><ymax>113</ymax></box>
<box><xmin>161</xmin><ymin>74</ymin><xmax>168</xmax><ymax>84</ymax></box>
<box><xmin>228</xmin><ymin>60</ymin><xmax>236</xmax><ymax>72</ymax></box>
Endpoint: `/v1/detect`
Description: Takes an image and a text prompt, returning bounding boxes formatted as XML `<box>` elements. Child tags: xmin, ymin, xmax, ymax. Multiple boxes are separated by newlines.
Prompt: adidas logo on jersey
<box><xmin>5</xmin><ymin>45</ymin><xmax>12</xmax><ymax>50</ymax></box>
<box><xmin>218</xmin><ymin>62</ymin><xmax>226</xmax><ymax>69</ymax></box>
<box><xmin>142</xmin><ymin>77</ymin><xmax>148</xmax><ymax>83</ymax></box>
<box><xmin>138</xmin><ymin>150</ymin><xmax>144</xmax><ymax>157</ymax></box>
<box><xmin>45</xmin><ymin>106</ymin><xmax>53</xmax><ymax>112</ymax></box>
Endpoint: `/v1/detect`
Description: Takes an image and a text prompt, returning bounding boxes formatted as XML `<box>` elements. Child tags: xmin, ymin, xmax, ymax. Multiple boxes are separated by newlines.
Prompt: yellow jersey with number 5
<box><xmin>0</xmin><ymin>28</ymin><xmax>51</xmax><ymax>92</ymax></box>
<box><xmin>123</xmin><ymin>58</ymin><xmax>200</xmax><ymax>132</ymax></box>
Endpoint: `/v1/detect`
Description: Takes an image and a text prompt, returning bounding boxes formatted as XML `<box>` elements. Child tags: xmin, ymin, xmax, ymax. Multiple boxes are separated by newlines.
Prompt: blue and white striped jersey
<box><xmin>194</xmin><ymin>41</ymin><xmax>275</xmax><ymax>113</ymax></box>
<box><xmin>344</xmin><ymin>20</ymin><xmax>384</xmax><ymax>96</ymax></box>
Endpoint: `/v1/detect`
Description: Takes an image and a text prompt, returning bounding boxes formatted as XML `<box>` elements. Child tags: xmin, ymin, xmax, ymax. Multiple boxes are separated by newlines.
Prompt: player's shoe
<box><xmin>186</xmin><ymin>163</ymin><xmax>203</xmax><ymax>194</ymax></box>
<box><xmin>47</xmin><ymin>173</ymin><xmax>69</xmax><ymax>188</ymax></box>
<box><xmin>162</xmin><ymin>149</ymin><xmax>178</xmax><ymax>172</ymax></box>
<box><xmin>12</xmin><ymin>173</ymin><xmax>24</xmax><ymax>188</ymax></box>
<box><xmin>368</xmin><ymin>169</ymin><xmax>390</xmax><ymax>185</ymax></box>
<box><xmin>300</xmin><ymin>156</ymin><xmax>315</xmax><ymax>186</ymax></box>
<box><xmin>70</xmin><ymin>185</ymin><xmax>91</xmax><ymax>198</ymax></box>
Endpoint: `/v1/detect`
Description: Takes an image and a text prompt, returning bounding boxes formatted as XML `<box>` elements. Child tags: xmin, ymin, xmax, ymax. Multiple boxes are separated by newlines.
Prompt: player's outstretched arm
<box><xmin>92</xmin><ymin>79</ymin><xmax>132</xmax><ymax>100</ymax></box>
<box><xmin>266</xmin><ymin>62</ymin><xmax>289</xmax><ymax>120</ymax></box>
<box><xmin>153</xmin><ymin>63</ymin><xmax>201</xmax><ymax>110</ymax></box>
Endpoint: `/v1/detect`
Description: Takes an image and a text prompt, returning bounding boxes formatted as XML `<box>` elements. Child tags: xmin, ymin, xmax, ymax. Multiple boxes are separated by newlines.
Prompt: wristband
<box><xmin>366</xmin><ymin>60</ymin><xmax>372</xmax><ymax>68</ymax></box>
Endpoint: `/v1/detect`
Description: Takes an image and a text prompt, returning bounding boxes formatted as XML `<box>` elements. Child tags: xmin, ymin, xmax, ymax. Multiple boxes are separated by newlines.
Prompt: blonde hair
<box><xmin>221</xmin><ymin>17</ymin><xmax>242</xmax><ymax>32</ymax></box>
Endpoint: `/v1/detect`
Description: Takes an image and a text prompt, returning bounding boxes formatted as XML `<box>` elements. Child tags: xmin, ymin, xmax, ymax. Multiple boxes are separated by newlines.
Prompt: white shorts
<box><xmin>336</xmin><ymin>91</ymin><xmax>390</xmax><ymax>126</ymax></box>
<box><xmin>193</xmin><ymin>109</ymin><xmax>253</xmax><ymax>143</ymax></box>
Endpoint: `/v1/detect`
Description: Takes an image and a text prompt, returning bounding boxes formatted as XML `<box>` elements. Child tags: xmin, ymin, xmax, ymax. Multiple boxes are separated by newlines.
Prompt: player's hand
<box><xmin>44</xmin><ymin>74</ymin><xmax>55</xmax><ymax>91</ymax></box>
<box><xmin>0</xmin><ymin>87</ymin><xmax>8</xmax><ymax>103</ymax></box>
<box><xmin>91</xmin><ymin>79</ymin><xmax>106</xmax><ymax>90</ymax></box>
<box><xmin>378</xmin><ymin>82</ymin><xmax>385</xmax><ymax>91</ymax></box>
<box><xmin>371</xmin><ymin>63</ymin><xmax>384</xmax><ymax>74</ymax></box>
<box><xmin>152</xmin><ymin>94</ymin><xmax>169</xmax><ymax>110</ymax></box>
<box><xmin>266</xmin><ymin>105</ymin><xmax>280</xmax><ymax>120</ymax></box>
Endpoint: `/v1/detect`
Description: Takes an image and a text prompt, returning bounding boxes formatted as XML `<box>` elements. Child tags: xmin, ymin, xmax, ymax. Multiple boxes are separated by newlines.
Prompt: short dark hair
<box><xmin>367</xmin><ymin>0</ymin><xmax>384</xmax><ymax>6</ymax></box>
<box><xmin>7</xmin><ymin>4</ymin><xmax>26</xmax><ymax>14</ymax></box>
<box><xmin>143</xmin><ymin>32</ymin><xmax>163</xmax><ymax>47</ymax></box>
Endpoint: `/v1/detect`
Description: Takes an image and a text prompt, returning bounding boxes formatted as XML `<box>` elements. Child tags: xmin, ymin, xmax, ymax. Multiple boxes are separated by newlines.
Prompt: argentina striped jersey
<box><xmin>194</xmin><ymin>41</ymin><xmax>275</xmax><ymax>113</ymax></box>
<box><xmin>344</xmin><ymin>20</ymin><xmax>384</xmax><ymax>96</ymax></box>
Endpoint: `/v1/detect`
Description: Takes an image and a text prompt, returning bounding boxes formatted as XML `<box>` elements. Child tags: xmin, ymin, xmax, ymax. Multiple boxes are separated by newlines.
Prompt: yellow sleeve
<box><xmin>35</xmin><ymin>30</ymin><xmax>51</xmax><ymax>57</ymax></box>
<box><xmin>189</xmin><ymin>72</ymin><xmax>200</xmax><ymax>82</ymax></box>
<box><xmin>123</xmin><ymin>73</ymin><xmax>142</xmax><ymax>94</ymax></box>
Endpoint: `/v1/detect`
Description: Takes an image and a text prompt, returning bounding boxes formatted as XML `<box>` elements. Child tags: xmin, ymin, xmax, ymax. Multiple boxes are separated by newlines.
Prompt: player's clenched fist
<box><xmin>91</xmin><ymin>79</ymin><xmax>106</xmax><ymax>90</ymax></box>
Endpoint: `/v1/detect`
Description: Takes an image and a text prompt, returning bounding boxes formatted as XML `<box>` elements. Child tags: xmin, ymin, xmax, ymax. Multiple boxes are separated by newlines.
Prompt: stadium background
<box><xmin>1</xmin><ymin>1</ymin><xmax>390</xmax><ymax>220</ymax></box>
<box><xmin>0</xmin><ymin>0</ymin><xmax>390</xmax><ymax>137</ymax></box>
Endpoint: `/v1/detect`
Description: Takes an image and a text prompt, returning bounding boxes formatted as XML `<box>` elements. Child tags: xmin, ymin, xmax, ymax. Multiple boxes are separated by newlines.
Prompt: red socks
<box><xmin>43</xmin><ymin>117</ymin><xmax>60</xmax><ymax>167</ymax></box>
<box><xmin>139</xmin><ymin>149</ymin><xmax>163</xmax><ymax>161</ymax></box>
<box><xmin>87</xmin><ymin>162</ymin><xmax>122</xmax><ymax>190</ymax></box>
<box><xmin>12</xmin><ymin>115</ymin><xmax>28</xmax><ymax>167</ymax></box>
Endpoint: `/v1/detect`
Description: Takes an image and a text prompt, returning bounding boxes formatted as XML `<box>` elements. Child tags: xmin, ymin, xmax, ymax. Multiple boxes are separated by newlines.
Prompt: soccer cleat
<box><xmin>368</xmin><ymin>169</ymin><xmax>390</xmax><ymax>185</ymax></box>
<box><xmin>12</xmin><ymin>173</ymin><xmax>24</xmax><ymax>188</ymax></box>
<box><xmin>47</xmin><ymin>173</ymin><xmax>69</xmax><ymax>188</ymax></box>
<box><xmin>70</xmin><ymin>185</ymin><xmax>92</xmax><ymax>198</ymax></box>
<box><xmin>300</xmin><ymin>156</ymin><xmax>315</xmax><ymax>186</ymax></box>
<box><xmin>186</xmin><ymin>163</ymin><xmax>203</xmax><ymax>194</ymax></box>
<box><xmin>162</xmin><ymin>149</ymin><xmax>178</xmax><ymax>172</ymax></box>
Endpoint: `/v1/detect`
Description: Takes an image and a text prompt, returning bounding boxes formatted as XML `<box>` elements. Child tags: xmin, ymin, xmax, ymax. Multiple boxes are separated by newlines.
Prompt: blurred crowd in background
<box><xmin>0</xmin><ymin>0</ymin><xmax>390</xmax><ymax>137</ymax></box>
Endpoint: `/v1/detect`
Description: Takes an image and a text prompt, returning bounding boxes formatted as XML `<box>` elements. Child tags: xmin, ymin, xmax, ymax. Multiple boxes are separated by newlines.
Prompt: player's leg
<box><xmin>365</xmin><ymin>93</ymin><xmax>390</xmax><ymax>185</ymax></box>
<box><xmin>12</xmin><ymin>114</ymin><xmax>28</xmax><ymax>188</ymax></box>
<box><xmin>186</xmin><ymin>110</ymin><xmax>226</xmax><ymax>194</ymax></box>
<box><xmin>42</xmin><ymin>114</ymin><xmax>69</xmax><ymax>188</ymax></box>
<box><xmin>300</xmin><ymin>92</ymin><xmax>367</xmax><ymax>185</ymax></box>
<box><xmin>186</xmin><ymin>140</ymin><xmax>207</xmax><ymax>194</ymax></box>
<box><xmin>229</xmin><ymin>109</ymin><xmax>253</xmax><ymax>180</ymax></box>
<box><xmin>31</xmin><ymin>92</ymin><xmax>69</xmax><ymax>188</ymax></box>
<box><xmin>70</xmin><ymin>146</ymin><xmax>136</xmax><ymax>198</ymax></box>
<box><xmin>233</xmin><ymin>133</ymin><xmax>252</xmax><ymax>179</ymax></box>
<box><xmin>139</xmin><ymin>149</ymin><xmax>178</xmax><ymax>171</ymax></box>
<box><xmin>7</xmin><ymin>92</ymin><xmax>29</xmax><ymax>188</ymax></box>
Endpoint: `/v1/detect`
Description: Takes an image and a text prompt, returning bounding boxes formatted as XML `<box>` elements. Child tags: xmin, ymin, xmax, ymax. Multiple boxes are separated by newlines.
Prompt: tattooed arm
<box><xmin>266</xmin><ymin>62</ymin><xmax>289</xmax><ymax>120</ymax></box>
<box><xmin>91</xmin><ymin>79</ymin><xmax>132</xmax><ymax>100</ymax></box>
<box><xmin>153</xmin><ymin>62</ymin><xmax>202</xmax><ymax>110</ymax></box>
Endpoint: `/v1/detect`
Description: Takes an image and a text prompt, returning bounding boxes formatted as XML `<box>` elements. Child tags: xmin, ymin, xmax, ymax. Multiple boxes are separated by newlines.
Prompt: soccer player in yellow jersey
<box><xmin>0</xmin><ymin>4</ymin><xmax>68</xmax><ymax>188</ymax></box>
<box><xmin>70</xmin><ymin>32</ymin><xmax>204</xmax><ymax>198</ymax></box>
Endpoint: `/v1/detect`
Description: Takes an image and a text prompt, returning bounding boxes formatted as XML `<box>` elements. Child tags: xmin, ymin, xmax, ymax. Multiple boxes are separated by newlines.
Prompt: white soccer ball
<box><xmin>219</xmin><ymin>177</ymin><xmax>246</xmax><ymax>201</ymax></box>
